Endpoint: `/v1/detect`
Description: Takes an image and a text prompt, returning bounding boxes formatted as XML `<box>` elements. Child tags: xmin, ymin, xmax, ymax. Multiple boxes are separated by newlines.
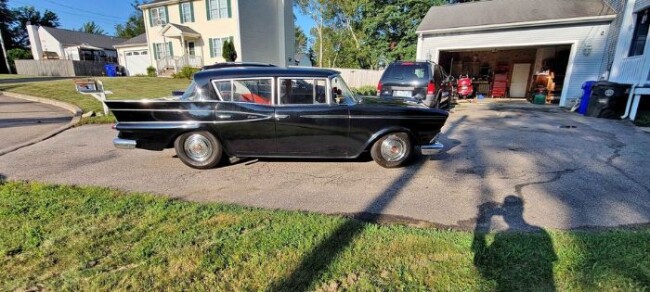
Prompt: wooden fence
<box><xmin>15</xmin><ymin>60</ymin><xmax>106</xmax><ymax>77</ymax></box>
<box><xmin>326</xmin><ymin>67</ymin><xmax>384</xmax><ymax>88</ymax></box>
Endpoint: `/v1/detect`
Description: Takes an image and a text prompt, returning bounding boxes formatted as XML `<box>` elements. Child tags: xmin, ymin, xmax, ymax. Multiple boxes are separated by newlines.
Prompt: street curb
<box><xmin>0</xmin><ymin>91</ymin><xmax>83</xmax><ymax>156</ymax></box>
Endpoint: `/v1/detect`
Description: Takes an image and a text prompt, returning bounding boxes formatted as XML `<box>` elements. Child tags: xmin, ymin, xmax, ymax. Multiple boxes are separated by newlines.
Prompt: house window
<box><xmin>208</xmin><ymin>0</ymin><xmax>230</xmax><ymax>20</ymax></box>
<box><xmin>150</xmin><ymin>6</ymin><xmax>168</xmax><ymax>26</ymax></box>
<box><xmin>180</xmin><ymin>2</ymin><xmax>193</xmax><ymax>23</ymax></box>
<box><xmin>630</xmin><ymin>9</ymin><xmax>649</xmax><ymax>57</ymax></box>
<box><xmin>154</xmin><ymin>42</ymin><xmax>172</xmax><ymax>60</ymax></box>
<box><xmin>209</xmin><ymin>37</ymin><xmax>232</xmax><ymax>58</ymax></box>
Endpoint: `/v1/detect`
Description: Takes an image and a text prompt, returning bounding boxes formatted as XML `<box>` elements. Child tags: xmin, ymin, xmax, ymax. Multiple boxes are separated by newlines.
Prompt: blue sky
<box><xmin>9</xmin><ymin>0</ymin><xmax>314</xmax><ymax>38</ymax></box>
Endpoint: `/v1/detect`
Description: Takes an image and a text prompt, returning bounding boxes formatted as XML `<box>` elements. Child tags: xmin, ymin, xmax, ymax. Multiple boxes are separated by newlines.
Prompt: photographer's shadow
<box><xmin>472</xmin><ymin>196</ymin><xmax>557</xmax><ymax>291</ymax></box>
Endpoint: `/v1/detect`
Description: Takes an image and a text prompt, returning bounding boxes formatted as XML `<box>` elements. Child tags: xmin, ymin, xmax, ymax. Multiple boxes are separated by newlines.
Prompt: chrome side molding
<box><xmin>113</xmin><ymin>138</ymin><xmax>137</xmax><ymax>150</ymax></box>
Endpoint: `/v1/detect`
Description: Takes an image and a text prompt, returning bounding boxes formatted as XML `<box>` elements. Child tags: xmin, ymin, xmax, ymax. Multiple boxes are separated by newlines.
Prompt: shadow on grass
<box><xmin>270</xmin><ymin>118</ymin><xmax>464</xmax><ymax>291</ymax></box>
<box><xmin>472</xmin><ymin>196</ymin><xmax>557</xmax><ymax>291</ymax></box>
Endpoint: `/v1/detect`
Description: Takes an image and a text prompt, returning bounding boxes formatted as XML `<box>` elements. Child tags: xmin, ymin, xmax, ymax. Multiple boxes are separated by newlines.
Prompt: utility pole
<box><xmin>0</xmin><ymin>28</ymin><xmax>11</xmax><ymax>74</ymax></box>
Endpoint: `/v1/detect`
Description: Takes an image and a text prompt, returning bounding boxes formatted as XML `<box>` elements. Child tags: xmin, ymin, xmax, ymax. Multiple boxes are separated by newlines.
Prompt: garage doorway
<box><xmin>124</xmin><ymin>49</ymin><xmax>150</xmax><ymax>76</ymax></box>
<box><xmin>438</xmin><ymin>45</ymin><xmax>571</xmax><ymax>103</ymax></box>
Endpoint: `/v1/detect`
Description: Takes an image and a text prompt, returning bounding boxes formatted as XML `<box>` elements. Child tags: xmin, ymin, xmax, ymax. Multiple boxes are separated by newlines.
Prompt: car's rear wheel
<box><xmin>370</xmin><ymin>132</ymin><xmax>413</xmax><ymax>168</ymax></box>
<box><xmin>174</xmin><ymin>131</ymin><xmax>222</xmax><ymax>169</ymax></box>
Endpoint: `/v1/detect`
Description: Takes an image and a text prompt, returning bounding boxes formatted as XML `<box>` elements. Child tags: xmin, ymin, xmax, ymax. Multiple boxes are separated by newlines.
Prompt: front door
<box><xmin>510</xmin><ymin>63</ymin><xmax>532</xmax><ymax>98</ymax></box>
<box><xmin>274</xmin><ymin>78</ymin><xmax>351</xmax><ymax>157</ymax></box>
<box><xmin>185</xmin><ymin>41</ymin><xmax>196</xmax><ymax>56</ymax></box>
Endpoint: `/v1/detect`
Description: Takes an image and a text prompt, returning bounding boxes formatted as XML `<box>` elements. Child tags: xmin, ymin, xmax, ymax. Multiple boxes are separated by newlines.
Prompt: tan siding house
<box><xmin>140</xmin><ymin>0</ymin><xmax>295</xmax><ymax>75</ymax></box>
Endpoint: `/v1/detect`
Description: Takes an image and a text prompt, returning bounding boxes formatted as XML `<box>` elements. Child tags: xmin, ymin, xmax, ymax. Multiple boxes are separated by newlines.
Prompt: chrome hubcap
<box><xmin>184</xmin><ymin>134</ymin><xmax>212</xmax><ymax>162</ymax></box>
<box><xmin>381</xmin><ymin>136</ymin><xmax>407</xmax><ymax>162</ymax></box>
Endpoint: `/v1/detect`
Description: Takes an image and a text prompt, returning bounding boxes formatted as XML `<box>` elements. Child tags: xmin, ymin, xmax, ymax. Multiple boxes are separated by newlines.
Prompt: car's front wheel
<box><xmin>174</xmin><ymin>131</ymin><xmax>222</xmax><ymax>169</ymax></box>
<box><xmin>370</xmin><ymin>132</ymin><xmax>413</xmax><ymax>168</ymax></box>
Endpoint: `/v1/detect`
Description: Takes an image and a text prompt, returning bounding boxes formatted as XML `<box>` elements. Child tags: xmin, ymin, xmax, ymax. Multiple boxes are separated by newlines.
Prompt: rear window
<box><xmin>384</xmin><ymin>63</ymin><xmax>430</xmax><ymax>80</ymax></box>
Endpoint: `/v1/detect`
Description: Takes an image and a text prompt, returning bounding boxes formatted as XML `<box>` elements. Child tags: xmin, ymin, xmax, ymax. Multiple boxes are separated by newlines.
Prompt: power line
<box><xmin>11</xmin><ymin>0</ymin><xmax>128</xmax><ymax>24</ymax></box>
<box><xmin>42</xmin><ymin>0</ymin><xmax>128</xmax><ymax>21</ymax></box>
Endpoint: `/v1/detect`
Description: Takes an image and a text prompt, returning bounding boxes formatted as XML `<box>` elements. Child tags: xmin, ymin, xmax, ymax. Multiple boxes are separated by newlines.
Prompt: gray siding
<box><xmin>418</xmin><ymin>22</ymin><xmax>612</xmax><ymax>106</ymax></box>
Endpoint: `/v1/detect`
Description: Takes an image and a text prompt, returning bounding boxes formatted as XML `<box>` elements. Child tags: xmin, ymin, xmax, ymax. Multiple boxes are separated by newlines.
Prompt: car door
<box><xmin>274</xmin><ymin>77</ymin><xmax>351</xmax><ymax>157</ymax></box>
<box><xmin>211</xmin><ymin>78</ymin><xmax>277</xmax><ymax>155</ymax></box>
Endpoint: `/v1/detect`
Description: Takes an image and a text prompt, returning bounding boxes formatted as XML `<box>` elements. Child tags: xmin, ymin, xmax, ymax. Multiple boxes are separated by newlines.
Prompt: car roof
<box><xmin>201</xmin><ymin>62</ymin><xmax>277</xmax><ymax>70</ymax></box>
<box><xmin>194</xmin><ymin>67</ymin><xmax>341</xmax><ymax>83</ymax></box>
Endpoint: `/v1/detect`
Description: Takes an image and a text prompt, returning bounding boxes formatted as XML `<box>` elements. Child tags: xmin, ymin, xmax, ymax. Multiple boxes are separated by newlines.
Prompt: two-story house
<box><xmin>608</xmin><ymin>0</ymin><xmax>650</xmax><ymax>121</ymax></box>
<box><xmin>140</xmin><ymin>0</ymin><xmax>294</xmax><ymax>75</ymax></box>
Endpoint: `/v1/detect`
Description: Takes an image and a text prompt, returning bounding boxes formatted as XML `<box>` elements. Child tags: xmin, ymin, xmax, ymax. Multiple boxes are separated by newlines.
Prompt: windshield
<box><xmin>330</xmin><ymin>75</ymin><xmax>359</xmax><ymax>103</ymax></box>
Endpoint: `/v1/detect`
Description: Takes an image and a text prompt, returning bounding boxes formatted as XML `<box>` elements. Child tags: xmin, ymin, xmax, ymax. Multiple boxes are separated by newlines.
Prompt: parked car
<box><xmin>377</xmin><ymin>61</ymin><xmax>453</xmax><ymax>109</ymax></box>
<box><xmin>105</xmin><ymin>67</ymin><xmax>449</xmax><ymax>169</ymax></box>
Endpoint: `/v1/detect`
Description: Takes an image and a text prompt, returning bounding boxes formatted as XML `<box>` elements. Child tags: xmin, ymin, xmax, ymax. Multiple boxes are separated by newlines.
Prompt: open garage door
<box><xmin>438</xmin><ymin>45</ymin><xmax>571</xmax><ymax>103</ymax></box>
<box><xmin>124</xmin><ymin>50</ymin><xmax>150</xmax><ymax>76</ymax></box>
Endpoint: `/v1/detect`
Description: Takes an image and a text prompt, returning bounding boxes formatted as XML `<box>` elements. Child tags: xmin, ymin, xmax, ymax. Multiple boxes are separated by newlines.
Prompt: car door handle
<box><xmin>274</xmin><ymin>114</ymin><xmax>289</xmax><ymax>120</ymax></box>
<box><xmin>217</xmin><ymin>114</ymin><xmax>232</xmax><ymax>119</ymax></box>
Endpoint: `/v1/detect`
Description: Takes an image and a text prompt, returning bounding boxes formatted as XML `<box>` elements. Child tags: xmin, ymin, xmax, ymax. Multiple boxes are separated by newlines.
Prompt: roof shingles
<box><xmin>417</xmin><ymin>0</ymin><xmax>616</xmax><ymax>33</ymax></box>
<box><xmin>42</xmin><ymin>26</ymin><xmax>126</xmax><ymax>50</ymax></box>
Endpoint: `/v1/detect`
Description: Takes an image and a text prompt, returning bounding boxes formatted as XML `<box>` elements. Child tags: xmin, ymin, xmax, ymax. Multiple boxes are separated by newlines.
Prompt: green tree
<box><xmin>222</xmin><ymin>39</ymin><xmax>237</xmax><ymax>62</ymax></box>
<box><xmin>115</xmin><ymin>0</ymin><xmax>147</xmax><ymax>39</ymax></box>
<box><xmin>6</xmin><ymin>48</ymin><xmax>32</xmax><ymax>72</ymax></box>
<box><xmin>10</xmin><ymin>6</ymin><xmax>60</xmax><ymax>48</ymax></box>
<box><xmin>0</xmin><ymin>0</ymin><xmax>13</xmax><ymax>73</ymax></box>
<box><xmin>78</xmin><ymin>21</ymin><xmax>106</xmax><ymax>35</ymax></box>
<box><xmin>295</xmin><ymin>26</ymin><xmax>308</xmax><ymax>55</ymax></box>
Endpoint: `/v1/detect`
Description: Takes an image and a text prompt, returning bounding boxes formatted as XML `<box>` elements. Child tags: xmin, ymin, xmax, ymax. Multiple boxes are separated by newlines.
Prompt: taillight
<box><xmin>377</xmin><ymin>81</ymin><xmax>383</xmax><ymax>95</ymax></box>
<box><xmin>111</xmin><ymin>124</ymin><xmax>117</xmax><ymax>130</ymax></box>
<box><xmin>427</xmin><ymin>81</ymin><xmax>436</xmax><ymax>95</ymax></box>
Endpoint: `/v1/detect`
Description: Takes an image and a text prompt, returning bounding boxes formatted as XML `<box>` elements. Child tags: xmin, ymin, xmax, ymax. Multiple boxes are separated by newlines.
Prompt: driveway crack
<box><xmin>514</xmin><ymin>167</ymin><xmax>582</xmax><ymax>197</ymax></box>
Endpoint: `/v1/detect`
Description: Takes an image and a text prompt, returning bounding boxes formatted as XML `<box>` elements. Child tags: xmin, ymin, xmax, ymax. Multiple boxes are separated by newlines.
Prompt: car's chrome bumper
<box><xmin>420</xmin><ymin>136</ymin><xmax>444</xmax><ymax>155</ymax></box>
<box><xmin>113</xmin><ymin>138</ymin><xmax>136</xmax><ymax>150</ymax></box>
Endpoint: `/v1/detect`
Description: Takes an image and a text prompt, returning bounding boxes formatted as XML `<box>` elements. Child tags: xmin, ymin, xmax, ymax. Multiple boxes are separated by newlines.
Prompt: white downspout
<box><xmin>621</xmin><ymin>83</ymin><xmax>637</xmax><ymax>119</ymax></box>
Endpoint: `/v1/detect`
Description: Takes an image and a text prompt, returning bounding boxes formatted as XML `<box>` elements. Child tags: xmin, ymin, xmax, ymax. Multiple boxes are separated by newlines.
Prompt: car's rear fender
<box><xmin>355</xmin><ymin>126</ymin><xmax>418</xmax><ymax>157</ymax></box>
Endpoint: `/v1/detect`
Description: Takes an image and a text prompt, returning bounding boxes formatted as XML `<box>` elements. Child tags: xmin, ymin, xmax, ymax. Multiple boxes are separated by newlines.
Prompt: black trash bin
<box><xmin>586</xmin><ymin>81</ymin><xmax>630</xmax><ymax>119</ymax></box>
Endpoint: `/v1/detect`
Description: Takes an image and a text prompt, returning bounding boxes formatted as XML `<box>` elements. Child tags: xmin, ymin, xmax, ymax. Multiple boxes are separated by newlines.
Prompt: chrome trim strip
<box><xmin>113</xmin><ymin>138</ymin><xmax>136</xmax><ymax>149</ymax></box>
<box><xmin>110</xmin><ymin>108</ymin><xmax>214</xmax><ymax>112</ymax></box>
<box><xmin>116</xmin><ymin>117</ymin><xmax>272</xmax><ymax>127</ymax></box>
<box><xmin>301</xmin><ymin>115</ymin><xmax>349</xmax><ymax>119</ymax></box>
<box><xmin>351</xmin><ymin>115</ymin><xmax>446</xmax><ymax>120</ymax></box>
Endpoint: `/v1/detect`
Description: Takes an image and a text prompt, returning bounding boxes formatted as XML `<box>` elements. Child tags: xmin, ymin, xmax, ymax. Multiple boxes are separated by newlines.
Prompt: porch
<box><xmin>156</xmin><ymin>23</ymin><xmax>204</xmax><ymax>75</ymax></box>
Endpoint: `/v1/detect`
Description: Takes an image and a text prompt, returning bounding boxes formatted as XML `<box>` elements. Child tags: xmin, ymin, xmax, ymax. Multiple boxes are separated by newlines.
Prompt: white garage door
<box><xmin>124</xmin><ymin>50</ymin><xmax>149</xmax><ymax>76</ymax></box>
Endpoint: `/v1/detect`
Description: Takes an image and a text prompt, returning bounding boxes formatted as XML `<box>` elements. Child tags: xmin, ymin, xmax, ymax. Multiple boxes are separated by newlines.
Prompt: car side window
<box><xmin>213</xmin><ymin>79</ymin><xmax>273</xmax><ymax>105</ymax></box>
<box><xmin>279</xmin><ymin>78</ymin><xmax>327</xmax><ymax>105</ymax></box>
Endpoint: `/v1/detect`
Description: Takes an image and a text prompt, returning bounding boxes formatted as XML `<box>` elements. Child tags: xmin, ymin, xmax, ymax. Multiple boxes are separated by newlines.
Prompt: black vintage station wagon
<box><xmin>105</xmin><ymin>66</ymin><xmax>449</xmax><ymax>169</ymax></box>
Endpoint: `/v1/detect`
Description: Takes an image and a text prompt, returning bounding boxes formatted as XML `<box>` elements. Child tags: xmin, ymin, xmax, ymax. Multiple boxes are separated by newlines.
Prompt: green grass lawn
<box><xmin>0</xmin><ymin>77</ymin><xmax>190</xmax><ymax>124</ymax></box>
<box><xmin>0</xmin><ymin>74</ymin><xmax>46</xmax><ymax>80</ymax></box>
<box><xmin>0</xmin><ymin>181</ymin><xmax>648</xmax><ymax>291</ymax></box>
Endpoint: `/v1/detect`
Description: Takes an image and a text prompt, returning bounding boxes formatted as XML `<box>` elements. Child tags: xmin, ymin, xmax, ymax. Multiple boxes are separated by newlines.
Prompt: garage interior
<box><xmin>438</xmin><ymin>45</ymin><xmax>571</xmax><ymax>103</ymax></box>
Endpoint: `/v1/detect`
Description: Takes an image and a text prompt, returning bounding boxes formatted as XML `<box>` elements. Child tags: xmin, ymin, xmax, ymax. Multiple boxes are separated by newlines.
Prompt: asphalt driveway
<box><xmin>0</xmin><ymin>101</ymin><xmax>648</xmax><ymax>230</ymax></box>
<box><xmin>0</xmin><ymin>94</ymin><xmax>73</xmax><ymax>154</ymax></box>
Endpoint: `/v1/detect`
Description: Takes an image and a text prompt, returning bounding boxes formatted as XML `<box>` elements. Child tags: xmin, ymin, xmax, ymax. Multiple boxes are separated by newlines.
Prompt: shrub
<box><xmin>352</xmin><ymin>85</ymin><xmax>377</xmax><ymax>96</ymax></box>
<box><xmin>172</xmin><ymin>66</ymin><xmax>200</xmax><ymax>80</ymax></box>
<box><xmin>146</xmin><ymin>66</ymin><xmax>157</xmax><ymax>77</ymax></box>
<box><xmin>222</xmin><ymin>39</ymin><xmax>237</xmax><ymax>62</ymax></box>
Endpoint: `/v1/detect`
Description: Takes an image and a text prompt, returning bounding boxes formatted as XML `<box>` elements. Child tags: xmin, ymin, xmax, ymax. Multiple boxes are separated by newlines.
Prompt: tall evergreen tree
<box><xmin>79</xmin><ymin>21</ymin><xmax>106</xmax><ymax>35</ymax></box>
